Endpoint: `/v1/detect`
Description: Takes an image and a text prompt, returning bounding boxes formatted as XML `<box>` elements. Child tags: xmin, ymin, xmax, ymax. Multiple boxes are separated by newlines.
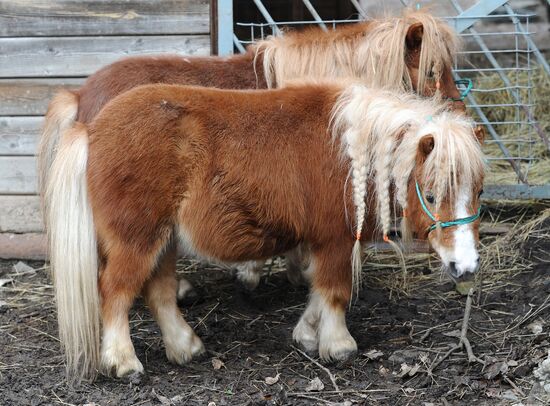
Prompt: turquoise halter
<box><xmin>415</xmin><ymin>181</ymin><xmax>481</xmax><ymax>232</ymax></box>
<box><xmin>450</xmin><ymin>79</ymin><xmax>473</xmax><ymax>102</ymax></box>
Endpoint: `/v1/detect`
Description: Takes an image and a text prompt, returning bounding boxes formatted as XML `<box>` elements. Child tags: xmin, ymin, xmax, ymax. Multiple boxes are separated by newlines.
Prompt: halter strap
<box><xmin>415</xmin><ymin>181</ymin><xmax>481</xmax><ymax>232</ymax></box>
<box><xmin>449</xmin><ymin>78</ymin><xmax>473</xmax><ymax>102</ymax></box>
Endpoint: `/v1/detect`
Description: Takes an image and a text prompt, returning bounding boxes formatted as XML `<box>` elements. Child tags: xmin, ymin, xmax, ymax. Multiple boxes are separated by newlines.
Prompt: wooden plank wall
<box><xmin>0</xmin><ymin>0</ymin><xmax>210</xmax><ymax>256</ymax></box>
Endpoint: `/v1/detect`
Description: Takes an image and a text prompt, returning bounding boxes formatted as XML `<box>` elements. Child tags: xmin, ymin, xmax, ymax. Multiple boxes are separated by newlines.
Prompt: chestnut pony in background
<box><xmin>39</xmin><ymin>9</ymin><xmax>465</xmax><ymax>292</ymax></box>
<box><xmin>46</xmin><ymin>82</ymin><xmax>484</xmax><ymax>381</ymax></box>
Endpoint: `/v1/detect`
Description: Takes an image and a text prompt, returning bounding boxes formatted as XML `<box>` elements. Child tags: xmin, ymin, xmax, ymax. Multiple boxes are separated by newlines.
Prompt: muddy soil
<box><xmin>1</xmin><ymin>208</ymin><xmax>549</xmax><ymax>406</ymax></box>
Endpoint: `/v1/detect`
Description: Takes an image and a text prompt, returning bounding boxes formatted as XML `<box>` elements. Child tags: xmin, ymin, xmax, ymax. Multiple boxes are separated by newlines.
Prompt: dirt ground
<box><xmin>1</xmin><ymin>204</ymin><xmax>549</xmax><ymax>406</ymax></box>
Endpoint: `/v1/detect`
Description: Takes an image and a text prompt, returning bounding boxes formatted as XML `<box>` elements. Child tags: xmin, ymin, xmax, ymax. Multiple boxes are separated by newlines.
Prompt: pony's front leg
<box><xmin>142</xmin><ymin>242</ymin><xmax>204</xmax><ymax>365</ymax></box>
<box><xmin>294</xmin><ymin>243</ymin><xmax>357</xmax><ymax>361</ymax></box>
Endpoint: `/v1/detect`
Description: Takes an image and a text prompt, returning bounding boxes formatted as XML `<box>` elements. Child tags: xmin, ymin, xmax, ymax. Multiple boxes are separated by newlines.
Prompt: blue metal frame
<box><xmin>451</xmin><ymin>0</ymin><xmax>509</xmax><ymax>33</ymax></box>
<box><xmin>217</xmin><ymin>0</ymin><xmax>234</xmax><ymax>55</ymax></box>
<box><xmin>482</xmin><ymin>185</ymin><xmax>550</xmax><ymax>200</ymax></box>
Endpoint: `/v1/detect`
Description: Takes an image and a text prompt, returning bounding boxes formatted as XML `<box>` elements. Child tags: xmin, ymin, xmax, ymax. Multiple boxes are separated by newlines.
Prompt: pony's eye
<box><xmin>478</xmin><ymin>189</ymin><xmax>484</xmax><ymax>198</ymax></box>
<box><xmin>425</xmin><ymin>192</ymin><xmax>436</xmax><ymax>204</ymax></box>
<box><xmin>427</xmin><ymin>69</ymin><xmax>435</xmax><ymax>78</ymax></box>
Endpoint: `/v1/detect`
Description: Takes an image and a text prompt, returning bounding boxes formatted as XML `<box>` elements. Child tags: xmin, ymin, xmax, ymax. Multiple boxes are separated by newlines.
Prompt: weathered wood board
<box><xmin>0</xmin><ymin>232</ymin><xmax>46</xmax><ymax>260</ymax></box>
<box><xmin>0</xmin><ymin>0</ymin><xmax>210</xmax><ymax>36</ymax></box>
<box><xmin>0</xmin><ymin>79</ymin><xmax>83</xmax><ymax>116</ymax></box>
<box><xmin>0</xmin><ymin>195</ymin><xmax>42</xmax><ymax>233</ymax></box>
<box><xmin>0</xmin><ymin>116</ymin><xmax>43</xmax><ymax>155</ymax></box>
<box><xmin>0</xmin><ymin>156</ymin><xmax>37</xmax><ymax>194</ymax></box>
<box><xmin>0</xmin><ymin>35</ymin><xmax>211</xmax><ymax>78</ymax></box>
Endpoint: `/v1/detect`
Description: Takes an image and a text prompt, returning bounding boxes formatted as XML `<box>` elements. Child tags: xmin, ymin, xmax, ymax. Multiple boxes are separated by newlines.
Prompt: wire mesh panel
<box><xmin>229</xmin><ymin>0</ymin><xmax>550</xmax><ymax>198</ymax></box>
<box><xmin>448</xmin><ymin>10</ymin><xmax>543</xmax><ymax>187</ymax></box>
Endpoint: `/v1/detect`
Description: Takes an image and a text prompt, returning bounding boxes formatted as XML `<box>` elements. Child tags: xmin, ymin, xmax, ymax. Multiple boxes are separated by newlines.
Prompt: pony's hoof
<box><xmin>102</xmin><ymin>354</ymin><xmax>144</xmax><ymax>379</ymax></box>
<box><xmin>236</xmin><ymin>270</ymin><xmax>260</xmax><ymax>291</ymax></box>
<box><xmin>177</xmin><ymin>278</ymin><xmax>198</xmax><ymax>304</ymax></box>
<box><xmin>166</xmin><ymin>333</ymin><xmax>205</xmax><ymax>365</ymax></box>
<box><xmin>330</xmin><ymin>349</ymin><xmax>357</xmax><ymax>366</ymax></box>
<box><xmin>319</xmin><ymin>335</ymin><xmax>357</xmax><ymax>363</ymax></box>
<box><xmin>292</xmin><ymin>322</ymin><xmax>318</xmax><ymax>353</ymax></box>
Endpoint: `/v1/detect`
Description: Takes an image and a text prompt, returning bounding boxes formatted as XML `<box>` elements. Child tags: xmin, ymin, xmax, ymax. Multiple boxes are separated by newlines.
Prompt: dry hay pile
<box><xmin>473</xmin><ymin>65</ymin><xmax>550</xmax><ymax>185</ymax></box>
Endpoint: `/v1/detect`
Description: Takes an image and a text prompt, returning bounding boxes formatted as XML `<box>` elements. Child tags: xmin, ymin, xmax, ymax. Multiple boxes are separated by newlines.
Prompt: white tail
<box><xmin>45</xmin><ymin>124</ymin><xmax>100</xmax><ymax>382</ymax></box>
<box><xmin>38</xmin><ymin>90</ymin><xmax>79</xmax><ymax>231</ymax></box>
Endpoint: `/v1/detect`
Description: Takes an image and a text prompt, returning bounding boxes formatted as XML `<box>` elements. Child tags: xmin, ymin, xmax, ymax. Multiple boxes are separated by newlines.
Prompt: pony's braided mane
<box><xmin>330</xmin><ymin>85</ymin><xmax>484</xmax><ymax>296</ymax></box>
<box><xmin>254</xmin><ymin>8</ymin><xmax>460</xmax><ymax>90</ymax></box>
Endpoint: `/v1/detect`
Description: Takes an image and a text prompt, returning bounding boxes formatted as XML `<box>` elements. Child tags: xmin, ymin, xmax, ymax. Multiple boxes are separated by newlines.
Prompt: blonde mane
<box><xmin>331</xmin><ymin>85</ymin><xmax>484</xmax><ymax>294</ymax></box>
<box><xmin>255</xmin><ymin>8</ymin><xmax>460</xmax><ymax>91</ymax></box>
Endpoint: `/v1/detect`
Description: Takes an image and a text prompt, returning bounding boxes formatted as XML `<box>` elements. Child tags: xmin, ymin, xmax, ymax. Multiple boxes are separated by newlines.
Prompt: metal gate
<box><xmin>215</xmin><ymin>0</ymin><xmax>550</xmax><ymax>199</ymax></box>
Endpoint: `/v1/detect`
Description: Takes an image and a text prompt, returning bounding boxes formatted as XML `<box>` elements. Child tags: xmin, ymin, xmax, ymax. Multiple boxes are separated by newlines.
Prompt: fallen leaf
<box><xmin>527</xmin><ymin>321</ymin><xmax>543</xmax><ymax>335</ymax></box>
<box><xmin>484</xmin><ymin>361</ymin><xmax>509</xmax><ymax>380</ymax></box>
<box><xmin>364</xmin><ymin>349</ymin><xmax>383</xmax><ymax>361</ymax></box>
<box><xmin>485</xmin><ymin>387</ymin><xmax>501</xmax><ymax>398</ymax></box>
<box><xmin>305</xmin><ymin>377</ymin><xmax>325</xmax><ymax>392</ymax></box>
<box><xmin>454</xmin><ymin>375</ymin><xmax>470</xmax><ymax>387</ymax></box>
<box><xmin>152</xmin><ymin>388</ymin><xmax>172</xmax><ymax>405</ymax></box>
<box><xmin>533</xmin><ymin>350</ymin><xmax>550</xmax><ymax>390</ymax></box>
<box><xmin>397</xmin><ymin>363</ymin><xmax>420</xmax><ymax>378</ymax></box>
<box><xmin>500</xmin><ymin>389</ymin><xmax>519</xmax><ymax>401</ymax></box>
<box><xmin>507</xmin><ymin>360</ymin><xmax>519</xmax><ymax>367</ymax></box>
<box><xmin>13</xmin><ymin>261</ymin><xmax>35</xmax><ymax>274</ymax></box>
<box><xmin>265</xmin><ymin>373</ymin><xmax>280</xmax><ymax>385</ymax></box>
<box><xmin>211</xmin><ymin>357</ymin><xmax>224</xmax><ymax>370</ymax></box>
<box><xmin>378</xmin><ymin>365</ymin><xmax>390</xmax><ymax>376</ymax></box>
<box><xmin>442</xmin><ymin>329</ymin><xmax>461</xmax><ymax>338</ymax></box>
<box><xmin>0</xmin><ymin>278</ymin><xmax>13</xmax><ymax>287</ymax></box>
<box><xmin>388</xmin><ymin>349</ymin><xmax>420</xmax><ymax>364</ymax></box>
<box><xmin>408</xmin><ymin>364</ymin><xmax>421</xmax><ymax>377</ymax></box>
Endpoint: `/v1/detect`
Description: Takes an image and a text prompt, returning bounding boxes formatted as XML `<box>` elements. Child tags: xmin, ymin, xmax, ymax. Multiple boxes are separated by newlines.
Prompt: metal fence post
<box><xmin>217</xmin><ymin>0</ymin><xmax>234</xmax><ymax>56</ymax></box>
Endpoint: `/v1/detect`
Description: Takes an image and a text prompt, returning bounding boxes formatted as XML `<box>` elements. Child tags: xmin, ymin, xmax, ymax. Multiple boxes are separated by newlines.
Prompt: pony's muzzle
<box><xmin>449</xmin><ymin>257</ymin><xmax>479</xmax><ymax>280</ymax></box>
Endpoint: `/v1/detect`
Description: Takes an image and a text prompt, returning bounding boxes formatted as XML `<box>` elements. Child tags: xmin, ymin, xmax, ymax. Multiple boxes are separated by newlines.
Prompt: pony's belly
<box><xmin>176</xmin><ymin>197</ymin><xmax>298</xmax><ymax>264</ymax></box>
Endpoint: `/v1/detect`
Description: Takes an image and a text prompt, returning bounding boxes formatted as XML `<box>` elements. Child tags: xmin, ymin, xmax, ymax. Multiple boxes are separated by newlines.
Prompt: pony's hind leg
<box><xmin>235</xmin><ymin>260</ymin><xmax>264</xmax><ymax>291</ymax></box>
<box><xmin>292</xmin><ymin>259</ymin><xmax>320</xmax><ymax>352</ymax></box>
<box><xmin>286</xmin><ymin>245</ymin><xmax>312</xmax><ymax>287</ymax></box>
<box><xmin>143</xmin><ymin>242</ymin><xmax>204</xmax><ymax>365</ymax></box>
<box><xmin>99</xmin><ymin>243</ymin><xmax>158</xmax><ymax>377</ymax></box>
<box><xmin>293</xmin><ymin>242</ymin><xmax>357</xmax><ymax>362</ymax></box>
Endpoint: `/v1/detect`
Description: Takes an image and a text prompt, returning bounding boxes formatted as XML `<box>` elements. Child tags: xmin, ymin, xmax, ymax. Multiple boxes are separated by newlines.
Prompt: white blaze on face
<box><xmin>451</xmin><ymin>186</ymin><xmax>479</xmax><ymax>277</ymax></box>
<box><xmin>429</xmin><ymin>185</ymin><xmax>479</xmax><ymax>277</ymax></box>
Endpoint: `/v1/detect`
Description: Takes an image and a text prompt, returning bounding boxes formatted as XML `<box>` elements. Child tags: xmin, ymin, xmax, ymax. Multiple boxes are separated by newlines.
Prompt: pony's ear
<box><xmin>474</xmin><ymin>125</ymin><xmax>486</xmax><ymax>145</ymax></box>
<box><xmin>419</xmin><ymin>134</ymin><xmax>434</xmax><ymax>156</ymax></box>
<box><xmin>406</xmin><ymin>22</ymin><xmax>424</xmax><ymax>50</ymax></box>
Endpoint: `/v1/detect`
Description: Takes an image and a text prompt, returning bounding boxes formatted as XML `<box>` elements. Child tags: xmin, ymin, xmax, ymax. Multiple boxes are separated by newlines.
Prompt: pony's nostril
<box><xmin>449</xmin><ymin>261</ymin><xmax>459</xmax><ymax>278</ymax></box>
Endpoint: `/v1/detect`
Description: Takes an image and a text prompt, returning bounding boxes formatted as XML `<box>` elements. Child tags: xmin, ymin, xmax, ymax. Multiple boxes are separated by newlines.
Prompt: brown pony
<box><xmin>39</xmin><ymin>9</ymin><xmax>464</xmax><ymax>291</ymax></box>
<box><xmin>46</xmin><ymin>82</ymin><xmax>485</xmax><ymax>381</ymax></box>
